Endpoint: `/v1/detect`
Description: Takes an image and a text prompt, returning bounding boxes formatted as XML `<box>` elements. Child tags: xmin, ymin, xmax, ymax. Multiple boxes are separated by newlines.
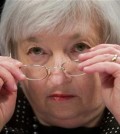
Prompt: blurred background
<box><xmin>0</xmin><ymin>0</ymin><xmax>5</xmax><ymax>14</ymax></box>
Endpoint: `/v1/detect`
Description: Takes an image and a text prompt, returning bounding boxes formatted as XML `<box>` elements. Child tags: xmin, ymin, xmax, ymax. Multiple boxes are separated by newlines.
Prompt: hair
<box><xmin>0</xmin><ymin>0</ymin><xmax>120</xmax><ymax>56</ymax></box>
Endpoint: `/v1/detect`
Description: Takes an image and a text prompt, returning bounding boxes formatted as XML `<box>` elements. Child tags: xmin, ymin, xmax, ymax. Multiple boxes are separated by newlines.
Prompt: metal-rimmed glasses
<box><xmin>21</xmin><ymin>60</ymin><xmax>85</xmax><ymax>80</ymax></box>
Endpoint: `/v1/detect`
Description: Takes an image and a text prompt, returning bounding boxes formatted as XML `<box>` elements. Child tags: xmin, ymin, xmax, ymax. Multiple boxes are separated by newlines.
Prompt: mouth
<box><xmin>48</xmin><ymin>94</ymin><xmax>76</xmax><ymax>101</ymax></box>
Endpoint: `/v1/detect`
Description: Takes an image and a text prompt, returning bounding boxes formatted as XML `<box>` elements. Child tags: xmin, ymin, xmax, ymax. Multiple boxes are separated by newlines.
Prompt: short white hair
<box><xmin>0</xmin><ymin>0</ymin><xmax>120</xmax><ymax>56</ymax></box>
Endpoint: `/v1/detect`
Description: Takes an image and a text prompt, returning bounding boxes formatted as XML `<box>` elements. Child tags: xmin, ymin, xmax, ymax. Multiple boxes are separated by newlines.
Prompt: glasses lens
<box><xmin>21</xmin><ymin>65</ymin><xmax>47</xmax><ymax>80</ymax></box>
<box><xmin>63</xmin><ymin>61</ymin><xmax>85</xmax><ymax>76</ymax></box>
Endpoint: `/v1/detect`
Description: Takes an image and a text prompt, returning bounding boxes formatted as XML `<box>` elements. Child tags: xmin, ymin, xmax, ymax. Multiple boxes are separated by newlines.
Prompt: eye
<box><xmin>26</xmin><ymin>46</ymin><xmax>48</xmax><ymax>64</ymax></box>
<box><xmin>73</xmin><ymin>42</ymin><xmax>90</xmax><ymax>53</ymax></box>
<box><xmin>69</xmin><ymin>42</ymin><xmax>90</xmax><ymax>60</ymax></box>
<box><xmin>27</xmin><ymin>47</ymin><xmax>45</xmax><ymax>55</ymax></box>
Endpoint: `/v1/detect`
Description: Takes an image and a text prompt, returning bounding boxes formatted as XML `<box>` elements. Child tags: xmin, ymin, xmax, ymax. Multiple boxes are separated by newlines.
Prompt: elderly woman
<box><xmin>0</xmin><ymin>0</ymin><xmax>120</xmax><ymax>134</ymax></box>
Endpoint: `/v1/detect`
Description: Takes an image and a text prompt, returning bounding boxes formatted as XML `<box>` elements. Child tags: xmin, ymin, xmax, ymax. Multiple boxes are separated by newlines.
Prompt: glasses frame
<box><xmin>21</xmin><ymin>60</ymin><xmax>86</xmax><ymax>81</ymax></box>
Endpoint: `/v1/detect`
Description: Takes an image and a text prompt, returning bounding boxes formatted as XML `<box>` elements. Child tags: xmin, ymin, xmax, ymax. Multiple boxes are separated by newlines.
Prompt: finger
<box><xmin>79</xmin><ymin>46</ymin><xmax>120</xmax><ymax>61</ymax></box>
<box><xmin>0</xmin><ymin>61</ymin><xmax>25</xmax><ymax>80</ymax></box>
<box><xmin>78</xmin><ymin>54</ymin><xmax>120</xmax><ymax>70</ymax></box>
<box><xmin>0</xmin><ymin>66</ymin><xmax>18</xmax><ymax>91</ymax></box>
<box><xmin>0</xmin><ymin>56</ymin><xmax>22</xmax><ymax>65</ymax></box>
<box><xmin>0</xmin><ymin>78</ymin><xmax>4</xmax><ymax>92</ymax></box>
<box><xmin>82</xmin><ymin>62</ymin><xmax>120</xmax><ymax>78</ymax></box>
<box><xmin>90</xmin><ymin>44</ymin><xmax>120</xmax><ymax>51</ymax></box>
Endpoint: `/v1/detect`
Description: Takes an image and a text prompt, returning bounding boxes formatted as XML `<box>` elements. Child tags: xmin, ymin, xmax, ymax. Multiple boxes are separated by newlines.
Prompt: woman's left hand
<box><xmin>78</xmin><ymin>43</ymin><xmax>120</xmax><ymax>124</ymax></box>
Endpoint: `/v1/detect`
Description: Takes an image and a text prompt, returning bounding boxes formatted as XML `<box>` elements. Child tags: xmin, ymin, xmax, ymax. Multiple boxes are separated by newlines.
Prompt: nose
<box><xmin>48</xmin><ymin>68</ymin><xmax>72</xmax><ymax>86</ymax></box>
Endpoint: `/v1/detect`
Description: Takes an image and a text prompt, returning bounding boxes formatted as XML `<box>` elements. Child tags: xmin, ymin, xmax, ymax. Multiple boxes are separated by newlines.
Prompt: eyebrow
<box><xmin>27</xmin><ymin>33</ymin><xmax>82</xmax><ymax>43</ymax></box>
<box><xmin>70</xmin><ymin>33</ymin><xmax>81</xmax><ymax>40</ymax></box>
<box><xmin>27</xmin><ymin>37</ymin><xmax>41</xmax><ymax>43</ymax></box>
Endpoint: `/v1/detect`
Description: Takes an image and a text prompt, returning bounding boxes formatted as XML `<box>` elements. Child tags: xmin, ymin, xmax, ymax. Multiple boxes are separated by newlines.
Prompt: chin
<box><xmin>42</xmin><ymin>111</ymin><xmax>83</xmax><ymax>128</ymax></box>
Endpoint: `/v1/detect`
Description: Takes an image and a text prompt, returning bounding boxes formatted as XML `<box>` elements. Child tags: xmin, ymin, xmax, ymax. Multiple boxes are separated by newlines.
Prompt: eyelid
<box><xmin>26</xmin><ymin>46</ymin><xmax>43</xmax><ymax>54</ymax></box>
<box><xmin>78</xmin><ymin>41</ymin><xmax>92</xmax><ymax>48</ymax></box>
<box><xmin>26</xmin><ymin>45</ymin><xmax>38</xmax><ymax>53</ymax></box>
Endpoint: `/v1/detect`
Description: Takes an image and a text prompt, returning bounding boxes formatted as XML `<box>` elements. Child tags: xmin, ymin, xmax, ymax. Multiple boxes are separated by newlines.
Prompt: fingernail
<box><xmin>21</xmin><ymin>74</ymin><xmax>26</xmax><ymax>78</ymax></box>
<box><xmin>14</xmin><ymin>84</ymin><xmax>17</xmax><ymax>91</ymax></box>
<box><xmin>90</xmin><ymin>47</ymin><xmax>95</xmax><ymax>50</ymax></box>
<box><xmin>79</xmin><ymin>54</ymin><xmax>84</xmax><ymax>58</ymax></box>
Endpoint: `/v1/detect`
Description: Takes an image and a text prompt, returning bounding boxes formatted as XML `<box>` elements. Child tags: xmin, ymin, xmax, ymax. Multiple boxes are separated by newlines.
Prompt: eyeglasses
<box><xmin>21</xmin><ymin>60</ymin><xmax>85</xmax><ymax>80</ymax></box>
<box><xmin>21</xmin><ymin>35</ymin><xmax>110</xmax><ymax>81</ymax></box>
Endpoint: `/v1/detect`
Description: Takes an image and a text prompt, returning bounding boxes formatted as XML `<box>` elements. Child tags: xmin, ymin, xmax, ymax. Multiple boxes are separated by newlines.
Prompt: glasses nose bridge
<box><xmin>46</xmin><ymin>63</ymin><xmax>66</xmax><ymax>75</ymax></box>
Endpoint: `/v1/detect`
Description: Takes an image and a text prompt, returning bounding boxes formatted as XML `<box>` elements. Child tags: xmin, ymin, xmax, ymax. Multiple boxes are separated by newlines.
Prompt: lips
<box><xmin>49</xmin><ymin>94</ymin><xmax>75</xmax><ymax>101</ymax></box>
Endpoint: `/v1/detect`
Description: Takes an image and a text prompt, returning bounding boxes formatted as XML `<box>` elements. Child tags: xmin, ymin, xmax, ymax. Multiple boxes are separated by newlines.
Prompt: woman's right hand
<box><xmin>0</xmin><ymin>56</ymin><xmax>25</xmax><ymax>131</ymax></box>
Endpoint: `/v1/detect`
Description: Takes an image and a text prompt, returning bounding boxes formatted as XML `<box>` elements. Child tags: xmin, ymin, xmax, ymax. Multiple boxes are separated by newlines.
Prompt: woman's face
<box><xmin>17</xmin><ymin>25</ymin><xmax>105</xmax><ymax>128</ymax></box>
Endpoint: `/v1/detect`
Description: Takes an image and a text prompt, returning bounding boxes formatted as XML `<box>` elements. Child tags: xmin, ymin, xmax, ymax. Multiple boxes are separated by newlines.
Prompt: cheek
<box><xmin>21</xmin><ymin>80</ymin><xmax>46</xmax><ymax>101</ymax></box>
<box><xmin>75</xmin><ymin>74</ymin><xmax>101</xmax><ymax>99</ymax></box>
<box><xmin>21</xmin><ymin>80</ymin><xmax>49</xmax><ymax>114</ymax></box>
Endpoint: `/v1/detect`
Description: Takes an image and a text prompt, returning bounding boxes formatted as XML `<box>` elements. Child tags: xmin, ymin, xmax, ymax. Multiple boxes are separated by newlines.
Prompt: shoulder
<box><xmin>100</xmin><ymin>108</ymin><xmax>120</xmax><ymax>134</ymax></box>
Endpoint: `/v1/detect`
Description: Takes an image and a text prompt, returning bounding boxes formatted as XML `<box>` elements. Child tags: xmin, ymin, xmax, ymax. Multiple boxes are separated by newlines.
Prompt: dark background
<box><xmin>0</xmin><ymin>0</ymin><xmax>5</xmax><ymax>14</ymax></box>
<box><xmin>0</xmin><ymin>0</ymin><xmax>5</xmax><ymax>56</ymax></box>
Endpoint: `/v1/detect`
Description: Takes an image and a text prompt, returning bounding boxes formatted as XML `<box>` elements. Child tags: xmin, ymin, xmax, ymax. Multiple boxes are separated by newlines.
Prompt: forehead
<box><xmin>24</xmin><ymin>21</ymin><xmax>102</xmax><ymax>43</ymax></box>
<box><xmin>15</xmin><ymin>10</ymin><xmax>104</xmax><ymax>48</ymax></box>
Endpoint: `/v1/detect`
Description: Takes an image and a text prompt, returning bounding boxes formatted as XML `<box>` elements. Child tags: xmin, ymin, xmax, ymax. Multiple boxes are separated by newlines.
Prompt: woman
<box><xmin>0</xmin><ymin>0</ymin><xmax>120</xmax><ymax>133</ymax></box>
